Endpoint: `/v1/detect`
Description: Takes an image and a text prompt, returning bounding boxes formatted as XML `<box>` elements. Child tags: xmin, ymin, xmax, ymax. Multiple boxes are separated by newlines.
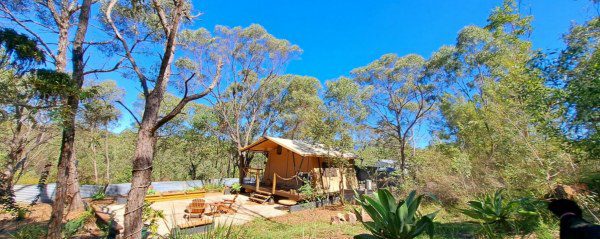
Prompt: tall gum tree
<box><xmin>183</xmin><ymin>25</ymin><xmax>301</xmax><ymax>183</ymax></box>
<box><xmin>0</xmin><ymin>0</ymin><xmax>120</xmax><ymax>236</ymax></box>
<box><xmin>351</xmin><ymin>54</ymin><xmax>440</xmax><ymax>174</ymax></box>
<box><xmin>0</xmin><ymin>29</ymin><xmax>57</xmax><ymax>214</ymax></box>
<box><xmin>104</xmin><ymin>1</ymin><xmax>221</xmax><ymax>237</ymax></box>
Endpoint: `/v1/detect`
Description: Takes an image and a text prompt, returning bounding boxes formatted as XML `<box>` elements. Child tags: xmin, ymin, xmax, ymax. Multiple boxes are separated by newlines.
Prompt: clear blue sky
<box><xmin>111</xmin><ymin>0</ymin><xmax>597</xmax><ymax>133</ymax></box>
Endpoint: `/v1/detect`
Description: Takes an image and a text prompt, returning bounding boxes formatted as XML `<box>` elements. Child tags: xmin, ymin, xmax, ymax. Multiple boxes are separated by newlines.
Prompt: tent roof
<box><xmin>241</xmin><ymin>136</ymin><xmax>357</xmax><ymax>159</ymax></box>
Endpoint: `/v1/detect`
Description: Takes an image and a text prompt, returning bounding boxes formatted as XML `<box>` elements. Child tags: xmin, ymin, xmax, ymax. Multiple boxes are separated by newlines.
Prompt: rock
<box><xmin>330</xmin><ymin>216</ymin><xmax>341</xmax><ymax>225</ymax></box>
<box><xmin>554</xmin><ymin>184</ymin><xmax>578</xmax><ymax>199</ymax></box>
<box><xmin>337</xmin><ymin>213</ymin><xmax>346</xmax><ymax>221</ymax></box>
<box><xmin>360</xmin><ymin>208</ymin><xmax>371</xmax><ymax>221</ymax></box>
<box><xmin>345</xmin><ymin>212</ymin><xmax>357</xmax><ymax>223</ymax></box>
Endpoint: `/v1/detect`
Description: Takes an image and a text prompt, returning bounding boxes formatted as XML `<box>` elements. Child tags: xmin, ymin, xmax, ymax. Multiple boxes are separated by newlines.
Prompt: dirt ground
<box><xmin>0</xmin><ymin>201</ymin><xmax>107</xmax><ymax>238</ymax></box>
<box><xmin>0</xmin><ymin>203</ymin><xmax>52</xmax><ymax>234</ymax></box>
<box><xmin>271</xmin><ymin>205</ymin><xmax>351</xmax><ymax>224</ymax></box>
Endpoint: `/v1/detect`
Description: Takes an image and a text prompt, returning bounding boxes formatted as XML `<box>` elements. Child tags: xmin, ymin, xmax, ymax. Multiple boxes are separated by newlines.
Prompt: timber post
<box><xmin>272</xmin><ymin>173</ymin><xmax>277</xmax><ymax>195</ymax></box>
<box><xmin>255</xmin><ymin>170</ymin><xmax>260</xmax><ymax>191</ymax></box>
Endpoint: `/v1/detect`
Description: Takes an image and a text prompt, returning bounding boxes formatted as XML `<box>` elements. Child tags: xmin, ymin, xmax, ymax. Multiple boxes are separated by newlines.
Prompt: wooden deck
<box><xmin>241</xmin><ymin>183</ymin><xmax>304</xmax><ymax>201</ymax></box>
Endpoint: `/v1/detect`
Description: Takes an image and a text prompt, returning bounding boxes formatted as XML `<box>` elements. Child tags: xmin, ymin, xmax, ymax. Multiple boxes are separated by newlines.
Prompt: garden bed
<box><xmin>288</xmin><ymin>196</ymin><xmax>342</xmax><ymax>212</ymax></box>
<box><xmin>145</xmin><ymin>190</ymin><xmax>207</xmax><ymax>202</ymax></box>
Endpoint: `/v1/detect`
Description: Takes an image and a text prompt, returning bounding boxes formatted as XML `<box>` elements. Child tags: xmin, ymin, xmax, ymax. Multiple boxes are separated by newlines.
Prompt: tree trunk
<box><xmin>0</xmin><ymin>116</ymin><xmax>24</xmax><ymax>210</ymax></box>
<box><xmin>47</xmin><ymin>123</ymin><xmax>78</xmax><ymax>238</ymax></box>
<box><xmin>55</xmin><ymin>26</ymin><xmax>68</xmax><ymax>72</ymax></box>
<box><xmin>91</xmin><ymin>137</ymin><xmax>99</xmax><ymax>184</ymax></box>
<box><xmin>123</xmin><ymin>127</ymin><xmax>156</xmax><ymax>239</ymax></box>
<box><xmin>66</xmin><ymin>155</ymin><xmax>84</xmax><ymax>212</ymax></box>
<box><xmin>104</xmin><ymin>130</ymin><xmax>111</xmax><ymax>184</ymax></box>
<box><xmin>237</xmin><ymin>152</ymin><xmax>247</xmax><ymax>185</ymax></box>
<box><xmin>399</xmin><ymin>142</ymin><xmax>407</xmax><ymax>178</ymax></box>
<box><xmin>0</xmin><ymin>168</ymin><xmax>17</xmax><ymax>211</ymax></box>
<box><xmin>47</xmin><ymin>1</ymin><xmax>92</xmax><ymax>237</ymax></box>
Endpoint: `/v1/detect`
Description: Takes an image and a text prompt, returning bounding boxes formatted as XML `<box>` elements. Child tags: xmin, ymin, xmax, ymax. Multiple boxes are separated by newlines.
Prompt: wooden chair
<box><xmin>218</xmin><ymin>194</ymin><xmax>239</xmax><ymax>214</ymax></box>
<box><xmin>184</xmin><ymin>198</ymin><xmax>207</xmax><ymax>220</ymax></box>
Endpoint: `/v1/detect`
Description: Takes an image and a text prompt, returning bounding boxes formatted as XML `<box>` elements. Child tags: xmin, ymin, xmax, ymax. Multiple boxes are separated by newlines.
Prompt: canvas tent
<box><xmin>240</xmin><ymin>136</ymin><xmax>359</xmax><ymax>200</ymax></box>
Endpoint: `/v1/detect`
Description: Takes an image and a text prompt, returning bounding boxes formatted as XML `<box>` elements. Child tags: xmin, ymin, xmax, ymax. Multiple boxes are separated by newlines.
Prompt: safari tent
<box><xmin>240</xmin><ymin>136</ymin><xmax>359</xmax><ymax>201</ymax></box>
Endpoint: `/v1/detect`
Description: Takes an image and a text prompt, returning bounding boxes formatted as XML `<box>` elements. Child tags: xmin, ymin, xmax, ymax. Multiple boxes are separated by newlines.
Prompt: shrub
<box><xmin>10</xmin><ymin>224</ymin><xmax>47</xmax><ymax>239</ymax></box>
<box><xmin>202</xmin><ymin>183</ymin><xmax>225</xmax><ymax>192</ymax></box>
<box><xmin>298</xmin><ymin>178</ymin><xmax>316</xmax><ymax>202</ymax></box>
<box><xmin>13</xmin><ymin>207</ymin><xmax>30</xmax><ymax>220</ymax></box>
<box><xmin>353</xmin><ymin>189</ymin><xmax>437</xmax><ymax>239</ymax></box>
<box><xmin>230</xmin><ymin>183</ymin><xmax>242</xmax><ymax>194</ymax></box>
<box><xmin>142</xmin><ymin>202</ymin><xmax>165</xmax><ymax>236</ymax></box>
<box><xmin>63</xmin><ymin>210</ymin><xmax>94</xmax><ymax>238</ymax></box>
<box><xmin>460</xmin><ymin>190</ymin><xmax>544</xmax><ymax>236</ymax></box>
<box><xmin>91</xmin><ymin>190</ymin><xmax>106</xmax><ymax>201</ymax></box>
<box><xmin>460</xmin><ymin>189</ymin><xmax>517</xmax><ymax>224</ymax></box>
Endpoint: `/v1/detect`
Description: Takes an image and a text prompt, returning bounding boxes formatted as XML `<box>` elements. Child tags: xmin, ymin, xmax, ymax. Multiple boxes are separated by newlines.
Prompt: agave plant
<box><xmin>460</xmin><ymin>189</ymin><xmax>518</xmax><ymax>224</ymax></box>
<box><xmin>354</xmin><ymin>189</ymin><xmax>437</xmax><ymax>239</ymax></box>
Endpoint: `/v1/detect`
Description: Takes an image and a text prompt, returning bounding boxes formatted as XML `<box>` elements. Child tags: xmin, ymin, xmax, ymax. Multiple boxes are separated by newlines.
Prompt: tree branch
<box><xmin>153</xmin><ymin>59</ymin><xmax>223</xmax><ymax>132</ymax></box>
<box><xmin>84</xmin><ymin>57</ymin><xmax>124</xmax><ymax>75</ymax></box>
<box><xmin>0</xmin><ymin>2</ymin><xmax>58</xmax><ymax>61</ymax></box>
<box><xmin>105</xmin><ymin>0</ymin><xmax>150</xmax><ymax>97</ymax></box>
<box><xmin>116</xmin><ymin>100</ymin><xmax>141</xmax><ymax>126</ymax></box>
<box><xmin>151</xmin><ymin>0</ymin><xmax>170</xmax><ymax>36</ymax></box>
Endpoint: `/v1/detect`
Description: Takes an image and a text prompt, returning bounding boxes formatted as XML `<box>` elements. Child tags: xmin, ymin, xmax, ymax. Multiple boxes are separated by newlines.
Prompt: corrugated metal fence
<box><xmin>13</xmin><ymin>178</ymin><xmax>238</xmax><ymax>203</ymax></box>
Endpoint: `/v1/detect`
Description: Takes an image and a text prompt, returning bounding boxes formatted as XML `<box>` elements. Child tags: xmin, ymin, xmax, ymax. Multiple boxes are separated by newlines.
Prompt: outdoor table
<box><xmin>208</xmin><ymin>202</ymin><xmax>224</xmax><ymax>217</ymax></box>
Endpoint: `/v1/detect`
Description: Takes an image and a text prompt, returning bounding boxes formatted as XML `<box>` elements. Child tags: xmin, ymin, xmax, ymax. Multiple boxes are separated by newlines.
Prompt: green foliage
<box><xmin>460</xmin><ymin>190</ymin><xmax>545</xmax><ymax>237</ymax></box>
<box><xmin>142</xmin><ymin>202</ymin><xmax>165</xmax><ymax>236</ymax></box>
<box><xmin>14</xmin><ymin>207</ymin><xmax>30</xmax><ymax>220</ymax></box>
<box><xmin>460</xmin><ymin>190</ymin><xmax>518</xmax><ymax>224</ymax></box>
<box><xmin>91</xmin><ymin>190</ymin><xmax>106</xmax><ymax>201</ymax></box>
<box><xmin>298</xmin><ymin>178</ymin><xmax>316</xmax><ymax>201</ymax></box>
<box><xmin>201</xmin><ymin>183</ymin><xmax>224</xmax><ymax>192</ymax></box>
<box><xmin>0</xmin><ymin>28</ymin><xmax>45</xmax><ymax>70</ymax></box>
<box><xmin>63</xmin><ymin>210</ymin><xmax>94</xmax><ymax>238</ymax></box>
<box><xmin>9</xmin><ymin>224</ymin><xmax>47</xmax><ymax>239</ymax></box>
<box><xmin>554</xmin><ymin>16</ymin><xmax>600</xmax><ymax>158</ymax></box>
<box><xmin>32</xmin><ymin>69</ymin><xmax>77</xmax><ymax>99</ymax></box>
<box><xmin>354</xmin><ymin>189</ymin><xmax>437</xmax><ymax>239</ymax></box>
<box><xmin>147</xmin><ymin>188</ymin><xmax>157</xmax><ymax>195</ymax></box>
<box><xmin>230</xmin><ymin>183</ymin><xmax>242</xmax><ymax>194</ymax></box>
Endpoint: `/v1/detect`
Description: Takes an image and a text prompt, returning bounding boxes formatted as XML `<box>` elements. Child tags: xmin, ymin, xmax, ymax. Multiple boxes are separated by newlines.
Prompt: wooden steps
<box><xmin>249</xmin><ymin>190</ymin><xmax>272</xmax><ymax>204</ymax></box>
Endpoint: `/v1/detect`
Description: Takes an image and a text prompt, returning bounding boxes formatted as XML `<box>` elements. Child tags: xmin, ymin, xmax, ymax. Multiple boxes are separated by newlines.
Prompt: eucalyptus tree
<box><xmin>352</xmin><ymin>54</ymin><xmax>439</xmax><ymax>173</ymax></box>
<box><xmin>274</xmin><ymin>75</ymin><xmax>325</xmax><ymax>140</ymax></box>
<box><xmin>322</xmin><ymin>76</ymin><xmax>370</xmax><ymax>149</ymax></box>
<box><xmin>0</xmin><ymin>0</ymin><xmax>122</xmax><ymax>235</ymax></box>
<box><xmin>179</xmin><ymin>25</ymin><xmax>301</xmax><ymax>183</ymax></box>
<box><xmin>0</xmin><ymin>28</ymin><xmax>57</xmax><ymax>214</ymax></box>
<box><xmin>438</xmin><ymin>0</ymin><xmax>571</xmax><ymax>193</ymax></box>
<box><xmin>103</xmin><ymin>1</ymin><xmax>221</xmax><ymax>237</ymax></box>
<box><xmin>554</xmin><ymin>16</ymin><xmax>600</xmax><ymax>158</ymax></box>
<box><xmin>79</xmin><ymin>81</ymin><xmax>123</xmax><ymax>184</ymax></box>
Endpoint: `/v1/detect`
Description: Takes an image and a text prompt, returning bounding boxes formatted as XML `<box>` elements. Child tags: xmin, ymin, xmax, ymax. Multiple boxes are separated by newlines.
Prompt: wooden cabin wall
<box><xmin>258</xmin><ymin>146</ymin><xmax>359</xmax><ymax>192</ymax></box>
<box><xmin>262</xmin><ymin>148</ymin><xmax>317</xmax><ymax>187</ymax></box>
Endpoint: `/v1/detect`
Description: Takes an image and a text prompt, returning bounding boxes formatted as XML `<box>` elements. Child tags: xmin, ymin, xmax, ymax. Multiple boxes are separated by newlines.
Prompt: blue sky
<box><xmin>110</xmin><ymin>0</ymin><xmax>596</xmax><ymax>134</ymax></box>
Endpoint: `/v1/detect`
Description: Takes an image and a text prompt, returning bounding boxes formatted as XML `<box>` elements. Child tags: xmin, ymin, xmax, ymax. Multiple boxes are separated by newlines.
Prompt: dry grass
<box><xmin>240</xmin><ymin>206</ymin><xmax>367</xmax><ymax>239</ymax></box>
